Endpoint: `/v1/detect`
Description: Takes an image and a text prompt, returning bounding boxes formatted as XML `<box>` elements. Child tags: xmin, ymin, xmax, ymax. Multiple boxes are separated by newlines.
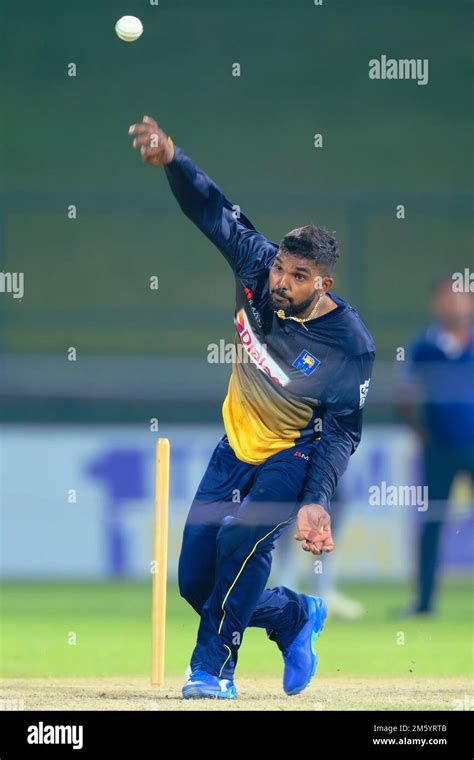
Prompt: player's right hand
<box><xmin>294</xmin><ymin>503</ymin><xmax>335</xmax><ymax>555</ymax></box>
<box><xmin>128</xmin><ymin>115</ymin><xmax>174</xmax><ymax>166</ymax></box>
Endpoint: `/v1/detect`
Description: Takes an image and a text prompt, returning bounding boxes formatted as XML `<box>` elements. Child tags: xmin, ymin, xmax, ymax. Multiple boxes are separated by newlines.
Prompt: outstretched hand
<box><xmin>128</xmin><ymin>115</ymin><xmax>174</xmax><ymax>166</ymax></box>
<box><xmin>294</xmin><ymin>503</ymin><xmax>335</xmax><ymax>555</ymax></box>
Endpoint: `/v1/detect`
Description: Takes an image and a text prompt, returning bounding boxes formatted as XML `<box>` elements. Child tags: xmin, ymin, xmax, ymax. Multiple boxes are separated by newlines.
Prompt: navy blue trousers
<box><xmin>416</xmin><ymin>441</ymin><xmax>474</xmax><ymax>612</ymax></box>
<box><xmin>178</xmin><ymin>434</ymin><xmax>315</xmax><ymax>679</ymax></box>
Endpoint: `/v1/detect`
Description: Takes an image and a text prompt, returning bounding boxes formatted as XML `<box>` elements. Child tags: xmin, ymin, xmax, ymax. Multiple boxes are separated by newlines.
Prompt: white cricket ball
<box><xmin>115</xmin><ymin>15</ymin><xmax>143</xmax><ymax>43</ymax></box>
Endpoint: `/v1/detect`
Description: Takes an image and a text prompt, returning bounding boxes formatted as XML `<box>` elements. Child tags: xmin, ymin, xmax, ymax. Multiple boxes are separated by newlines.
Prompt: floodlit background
<box><xmin>0</xmin><ymin>0</ymin><xmax>472</xmax><ymax>708</ymax></box>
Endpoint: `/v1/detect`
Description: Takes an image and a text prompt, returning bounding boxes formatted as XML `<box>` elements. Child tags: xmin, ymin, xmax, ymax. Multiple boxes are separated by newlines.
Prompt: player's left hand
<box><xmin>294</xmin><ymin>504</ymin><xmax>335</xmax><ymax>555</ymax></box>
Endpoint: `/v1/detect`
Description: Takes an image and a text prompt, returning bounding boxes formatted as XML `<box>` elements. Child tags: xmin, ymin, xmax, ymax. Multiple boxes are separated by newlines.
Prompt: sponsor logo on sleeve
<box><xmin>243</xmin><ymin>286</ymin><xmax>262</xmax><ymax>327</ymax></box>
<box><xmin>359</xmin><ymin>378</ymin><xmax>371</xmax><ymax>408</ymax></box>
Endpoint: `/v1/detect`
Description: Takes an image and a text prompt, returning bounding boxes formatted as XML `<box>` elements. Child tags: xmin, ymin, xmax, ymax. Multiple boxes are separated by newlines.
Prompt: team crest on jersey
<box><xmin>292</xmin><ymin>350</ymin><xmax>320</xmax><ymax>376</ymax></box>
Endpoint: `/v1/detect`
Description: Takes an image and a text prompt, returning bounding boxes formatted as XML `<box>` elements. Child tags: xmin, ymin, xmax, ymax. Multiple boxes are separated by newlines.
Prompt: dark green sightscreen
<box><xmin>0</xmin><ymin>0</ymin><xmax>471</xmax><ymax>417</ymax></box>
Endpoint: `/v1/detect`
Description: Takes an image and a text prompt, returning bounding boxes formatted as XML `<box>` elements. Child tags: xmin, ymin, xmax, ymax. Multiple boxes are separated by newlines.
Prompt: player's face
<box><xmin>269</xmin><ymin>252</ymin><xmax>330</xmax><ymax>317</ymax></box>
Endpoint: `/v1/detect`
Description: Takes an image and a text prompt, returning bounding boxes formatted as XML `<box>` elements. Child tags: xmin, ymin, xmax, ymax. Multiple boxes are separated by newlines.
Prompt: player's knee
<box><xmin>178</xmin><ymin>571</ymin><xmax>204</xmax><ymax>612</ymax></box>
<box><xmin>215</xmin><ymin>515</ymin><xmax>247</xmax><ymax>560</ymax></box>
<box><xmin>217</xmin><ymin>514</ymin><xmax>275</xmax><ymax>556</ymax></box>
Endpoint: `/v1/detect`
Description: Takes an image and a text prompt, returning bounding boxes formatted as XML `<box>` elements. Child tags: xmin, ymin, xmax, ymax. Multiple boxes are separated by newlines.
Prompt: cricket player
<box><xmin>129</xmin><ymin>116</ymin><xmax>376</xmax><ymax>699</ymax></box>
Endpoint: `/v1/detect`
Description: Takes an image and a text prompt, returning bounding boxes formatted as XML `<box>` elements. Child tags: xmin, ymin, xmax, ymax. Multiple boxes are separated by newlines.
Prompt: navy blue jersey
<box><xmin>164</xmin><ymin>143</ymin><xmax>376</xmax><ymax>508</ymax></box>
<box><xmin>402</xmin><ymin>323</ymin><xmax>474</xmax><ymax>448</ymax></box>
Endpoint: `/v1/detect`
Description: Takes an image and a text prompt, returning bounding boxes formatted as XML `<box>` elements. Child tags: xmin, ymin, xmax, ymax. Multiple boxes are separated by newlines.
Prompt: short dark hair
<box><xmin>279</xmin><ymin>225</ymin><xmax>339</xmax><ymax>275</ymax></box>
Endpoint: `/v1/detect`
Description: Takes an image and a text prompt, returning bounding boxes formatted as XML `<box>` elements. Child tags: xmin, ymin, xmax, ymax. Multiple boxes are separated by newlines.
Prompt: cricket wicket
<box><xmin>151</xmin><ymin>437</ymin><xmax>170</xmax><ymax>686</ymax></box>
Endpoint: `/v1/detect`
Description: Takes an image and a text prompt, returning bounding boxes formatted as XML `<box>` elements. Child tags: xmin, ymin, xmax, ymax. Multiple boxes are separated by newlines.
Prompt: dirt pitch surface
<box><xmin>1</xmin><ymin>677</ymin><xmax>470</xmax><ymax>711</ymax></box>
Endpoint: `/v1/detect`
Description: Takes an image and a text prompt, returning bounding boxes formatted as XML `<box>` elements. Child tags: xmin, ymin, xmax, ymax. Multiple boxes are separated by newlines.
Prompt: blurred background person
<box><xmin>396</xmin><ymin>276</ymin><xmax>474</xmax><ymax>616</ymax></box>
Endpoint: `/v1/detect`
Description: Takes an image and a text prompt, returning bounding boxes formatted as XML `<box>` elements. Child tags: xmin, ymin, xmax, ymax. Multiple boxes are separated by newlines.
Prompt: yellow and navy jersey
<box><xmin>164</xmin><ymin>144</ymin><xmax>376</xmax><ymax>508</ymax></box>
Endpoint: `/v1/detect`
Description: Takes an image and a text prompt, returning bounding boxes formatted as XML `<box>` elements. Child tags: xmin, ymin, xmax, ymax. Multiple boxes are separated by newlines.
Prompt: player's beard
<box><xmin>270</xmin><ymin>290</ymin><xmax>318</xmax><ymax>318</ymax></box>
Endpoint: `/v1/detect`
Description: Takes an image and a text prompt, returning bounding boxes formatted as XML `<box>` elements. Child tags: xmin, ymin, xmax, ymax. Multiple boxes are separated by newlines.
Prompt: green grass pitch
<box><xmin>1</xmin><ymin>579</ymin><xmax>472</xmax><ymax>680</ymax></box>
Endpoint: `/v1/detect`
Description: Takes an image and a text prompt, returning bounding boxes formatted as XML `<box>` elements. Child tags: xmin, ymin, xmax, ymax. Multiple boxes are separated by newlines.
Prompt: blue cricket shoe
<box><xmin>282</xmin><ymin>595</ymin><xmax>327</xmax><ymax>696</ymax></box>
<box><xmin>182</xmin><ymin>668</ymin><xmax>237</xmax><ymax>699</ymax></box>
